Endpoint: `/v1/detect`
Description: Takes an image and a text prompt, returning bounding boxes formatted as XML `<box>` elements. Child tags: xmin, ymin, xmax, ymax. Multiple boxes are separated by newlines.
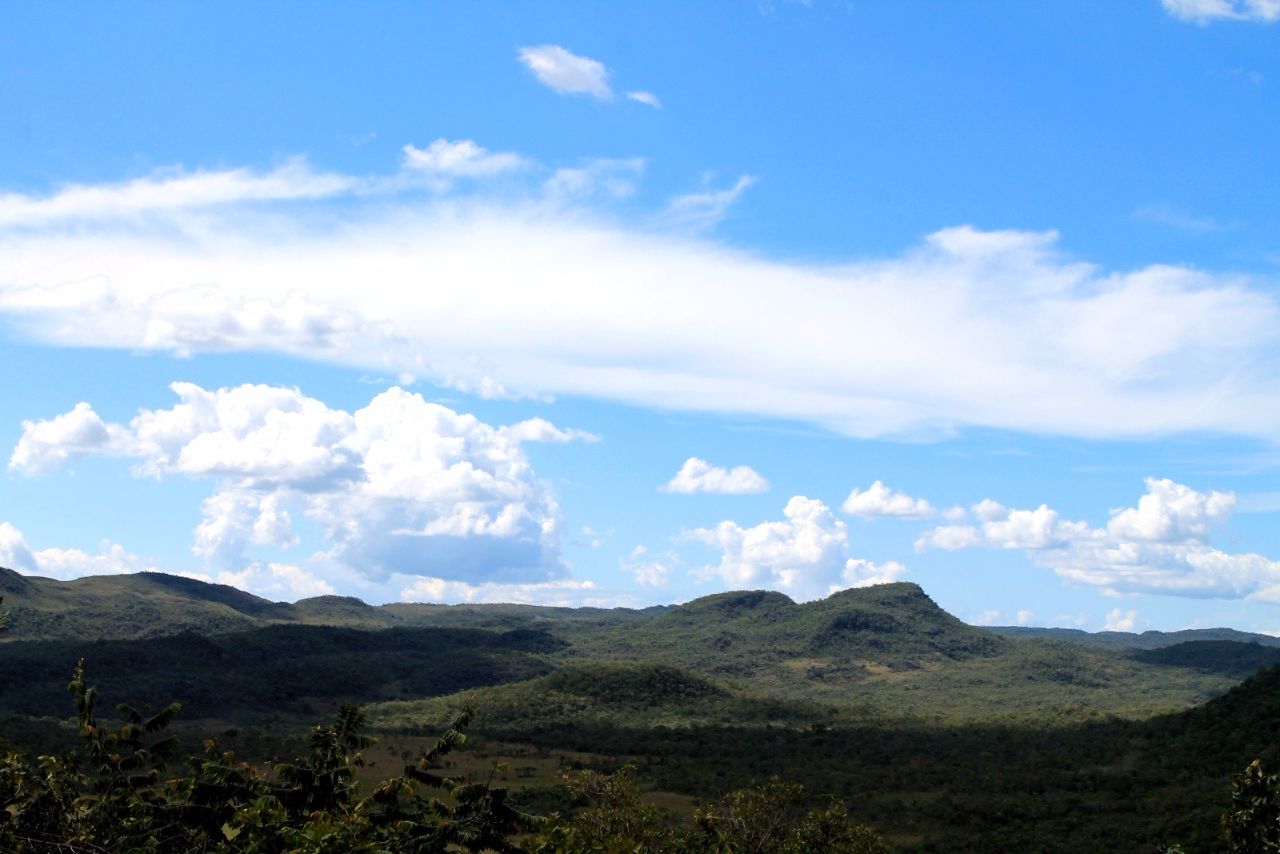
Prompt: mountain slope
<box><xmin>991</xmin><ymin>624</ymin><xmax>1280</xmax><ymax>650</ymax></box>
<box><xmin>0</xmin><ymin>566</ymin><xmax>660</xmax><ymax>641</ymax></box>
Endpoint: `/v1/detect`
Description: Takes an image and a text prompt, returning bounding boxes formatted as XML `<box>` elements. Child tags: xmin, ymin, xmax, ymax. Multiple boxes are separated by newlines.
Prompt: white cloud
<box><xmin>917</xmin><ymin>478</ymin><xmax>1280</xmax><ymax>601</ymax></box>
<box><xmin>397</xmin><ymin>574</ymin><xmax>617</xmax><ymax>607</ymax></box>
<box><xmin>1133</xmin><ymin>205</ymin><xmax>1219</xmax><ymax>233</ymax></box>
<box><xmin>0</xmin><ymin>522</ymin><xmax>157</xmax><ymax>580</ymax></box>
<box><xmin>10</xmin><ymin>384</ymin><xmax>595</xmax><ymax>586</ymax></box>
<box><xmin>0</xmin><ymin>518</ymin><xmax>625</xmax><ymax>606</ymax></box>
<box><xmin>517</xmin><ymin>45</ymin><xmax>612</xmax><ymax>99</ymax></box>
<box><xmin>620</xmin><ymin>544</ymin><xmax>676</xmax><ymax>586</ymax></box>
<box><xmin>500</xmin><ymin>417</ymin><xmax>600</xmax><ymax>444</ymax></box>
<box><xmin>401</xmin><ymin>139</ymin><xmax>527</xmax><ymax>179</ymax></box>
<box><xmin>690</xmin><ymin>495</ymin><xmax>904</xmax><ymax>600</ymax></box>
<box><xmin>838</xmin><ymin>558</ymin><xmax>907</xmax><ymax>589</ymax></box>
<box><xmin>1016</xmin><ymin>609</ymin><xmax>1034</xmax><ymax>626</ymax></box>
<box><xmin>626</xmin><ymin>90</ymin><xmax>662</xmax><ymax>108</ymax></box>
<box><xmin>9</xmin><ymin>402</ymin><xmax>127</xmax><ymax>475</ymax></box>
<box><xmin>1163</xmin><ymin>0</ymin><xmax>1280</xmax><ymax>22</ymax></box>
<box><xmin>543</xmin><ymin>158</ymin><xmax>645</xmax><ymax>201</ymax></box>
<box><xmin>916</xmin><ymin>524</ymin><xmax>981</xmax><ymax>551</ymax></box>
<box><xmin>974</xmin><ymin>609</ymin><xmax>1002</xmax><ymax>625</ymax></box>
<box><xmin>1106</xmin><ymin>477</ymin><xmax>1234</xmax><ymax>541</ymax></box>
<box><xmin>0</xmin><ymin>522</ymin><xmax>37</xmax><ymax>572</ymax></box>
<box><xmin>841</xmin><ymin>480</ymin><xmax>935</xmax><ymax>518</ymax></box>
<box><xmin>1103</xmin><ymin>608</ymin><xmax>1139</xmax><ymax>632</ymax></box>
<box><xmin>664</xmin><ymin>175</ymin><xmax>756</xmax><ymax>230</ymax></box>
<box><xmin>0</xmin><ymin>158</ymin><xmax>357</xmax><ymax>227</ymax></box>
<box><xmin>4</xmin><ymin>156</ymin><xmax>1280</xmax><ymax>443</ymax></box>
<box><xmin>662</xmin><ymin>457</ymin><xmax>769</xmax><ymax>494</ymax></box>
<box><xmin>214</xmin><ymin>561</ymin><xmax>336</xmax><ymax>600</ymax></box>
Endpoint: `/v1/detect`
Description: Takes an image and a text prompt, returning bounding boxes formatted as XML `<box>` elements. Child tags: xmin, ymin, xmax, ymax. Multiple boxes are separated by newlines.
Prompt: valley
<box><xmin>3</xmin><ymin>566</ymin><xmax>1278</xmax><ymax>850</ymax></box>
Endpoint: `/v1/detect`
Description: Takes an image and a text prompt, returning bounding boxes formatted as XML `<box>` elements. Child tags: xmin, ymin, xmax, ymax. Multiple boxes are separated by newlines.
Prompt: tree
<box><xmin>1224</xmin><ymin>759</ymin><xmax>1280</xmax><ymax>853</ymax></box>
<box><xmin>0</xmin><ymin>662</ymin><xmax>539</xmax><ymax>852</ymax></box>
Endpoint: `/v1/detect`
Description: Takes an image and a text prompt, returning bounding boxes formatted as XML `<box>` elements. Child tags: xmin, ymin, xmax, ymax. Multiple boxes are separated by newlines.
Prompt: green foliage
<box><xmin>0</xmin><ymin>662</ymin><xmax>895</xmax><ymax>853</ymax></box>
<box><xmin>368</xmin><ymin>662</ymin><xmax>836</xmax><ymax>735</ymax></box>
<box><xmin>696</xmin><ymin>778</ymin><xmax>889</xmax><ymax>854</ymax></box>
<box><xmin>1223</xmin><ymin>759</ymin><xmax>1280</xmax><ymax>852</ymax></box>
<box><xmin>0</xmin><ymin>624</ymin><xmax>561</xmax><ymax>717</ymax></box>
<box><xmin>530</xmin><ymin>767</ymin><xmax>888</xmax><ymax>854</ymax></box>
<box><xmin>0</xmin><ymin>662</ymin><xmax>539</xmax><ymax>852</ymax></box>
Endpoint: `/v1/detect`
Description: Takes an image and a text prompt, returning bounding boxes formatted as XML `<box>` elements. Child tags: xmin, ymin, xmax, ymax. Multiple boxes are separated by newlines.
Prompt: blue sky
<box><xmin>2</xmin><ymin>0</ymin><xmax>1280</xmax><ymax>633</ymax></box>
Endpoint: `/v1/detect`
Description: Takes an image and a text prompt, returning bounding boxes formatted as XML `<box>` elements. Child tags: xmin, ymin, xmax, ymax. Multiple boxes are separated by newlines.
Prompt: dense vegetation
<box><xmin>0</xmin><ymin>659</ymin><xmax>887</xmax><ymax>851</ymax></box>
<box><xmin>6</xmin><ymin>571</ymin><xmax>1280</xmax><ymax>850</ymax></box>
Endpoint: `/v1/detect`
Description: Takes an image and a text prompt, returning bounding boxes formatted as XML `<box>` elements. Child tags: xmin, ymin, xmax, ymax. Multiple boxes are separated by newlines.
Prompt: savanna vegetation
<box><xmin>5</xmin><ymin>573</ymin><xmax>1280</xmax><ymax>851</ymax></box>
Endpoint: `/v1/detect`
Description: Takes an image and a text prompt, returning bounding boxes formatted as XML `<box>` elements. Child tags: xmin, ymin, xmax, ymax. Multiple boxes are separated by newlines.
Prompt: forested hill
<box><xmin>0</xmin><ymin>566</ymin><xmax>663</xmax><ymax>642</ymax></box>
<box><xmin>991</xmin><ymin>623</ymin><xmax>1280</xmax><ymax>650</ymax></box>
<box><xmin>8</xmin><ymin>563</ymin><xmax>1280</xmax><ymax>654</ymax></box>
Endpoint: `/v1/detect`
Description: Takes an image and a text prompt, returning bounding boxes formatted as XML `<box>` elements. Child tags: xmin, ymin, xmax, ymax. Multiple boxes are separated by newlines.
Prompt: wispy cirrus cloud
<box><xmin>664</xmin><ymin>174</ymin><xmax>756</xmax><ymax>230</ymax></box>
<box><xmin>3</xmin><ymin>152</ymin><xmax>1280</xmax><ymax>444</ymax></box>
<box><xmin>626</xmin><ymin>90</ymin><xmax>662</xmax><ymax>108</ymax></box>
<box><xmin>0</xmin><ymin>157</ymin><xmax>357</xmax><ymax>227</ymax></box>
<box><xmin>1133</xmin><ymin>204</ymin><xmax>1219</xmax><ymax>233</ymax></box>
<box><xmin>1162</xmin><ymin>0</ymin><xmax>1280</xmax><ymax>22</ymax></box>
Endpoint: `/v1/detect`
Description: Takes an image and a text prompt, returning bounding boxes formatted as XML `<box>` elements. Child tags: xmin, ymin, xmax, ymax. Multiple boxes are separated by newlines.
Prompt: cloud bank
<box><xmin>917</xmin><ymin>478</ymin><xmax>1280</xmax><ymax>601</ymax></box>
<box><xmin>1</xmin><ymin>152</ymin><xmax>1279</xmax><ymax>445</ymax></box>
<box><xmin>9</xmin><ymin>383</ymin><xmax>595</xmax><ymax>590</ymax></box>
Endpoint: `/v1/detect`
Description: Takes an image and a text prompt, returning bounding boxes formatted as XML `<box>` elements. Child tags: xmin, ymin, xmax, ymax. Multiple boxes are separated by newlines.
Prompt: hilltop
<box><xmin>0</xmin><ymin>566</ymin><xmax>658</xmax><ymax>642</ymax></box>
<box><xmin>4</xmin><ymin>567</ymin><xmax>1277</xmax><ymax>724</ymax></box>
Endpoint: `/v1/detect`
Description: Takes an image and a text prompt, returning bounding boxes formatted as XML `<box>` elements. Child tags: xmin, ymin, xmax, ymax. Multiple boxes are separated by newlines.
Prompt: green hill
<box><xmin>0</xmin><ymin>566</ymin><xmax>660</xmax><ymax>642</ymax></box>
<box><xmin>567</xmin><ymin>583</ymin><xmax>1007</xmax><ymax>691</ymax></box>
<box><xmin>0</xmin><ymin>623</ymin><xmax>563</xmax><ymax>717</ymax></box>
<box><xmin>991</xmin><ymin>624</ymin><xmax>1280</xmax><ymax>650</ymax></box>
<box><xmin>367</xmin><ymin>661</ymin><xmax>837</xmax><ymax>735</ymax></box>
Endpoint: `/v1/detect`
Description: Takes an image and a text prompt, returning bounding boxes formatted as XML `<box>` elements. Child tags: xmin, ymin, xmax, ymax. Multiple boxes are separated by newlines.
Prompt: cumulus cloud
<box><xmin>690</xmin><ymin>495</ymin><xmax>905</xmax><ymax>600</ymax></box>
<box><xmin>1016</xmin><ymin>609</ymin><xmax>1034</xmax><ymax>626</ymax></box>
<box><xmin>211</xmin><ymin>562</ymin><xmax>336</xmax><ymax>600</ymax></box>
<box><xmin>10</xmin><ymin>384</ymin><xmax>595</xmax><ymax>586</ymax></box>
<box><xmin>0</xmin><ymin>522</ymin><xmax>157</xmax><ymax>580</ymax></box>
<box><xmin>662</xmin><ymin>457</ymin><xmax>769</xmax><ymax>495</ymax></box>
<box><xmin>841</xmin><ymin>480</ymin><xmax>935</xmax><ymax>518</ymax></box>
<box><xmin>1104</xmin><ymin>608</ymin><xmax>1139</xmax><ymax>632</ymax></box>
<box><xmin>620</xmin><ymin>544</ymin><xmax>677</xmax><ymax>587</ymax></box>
<box><xmin>917</xmin><ymin>477</ymin><xmax>1280</xmax><ymax>601</ymax></box>
<box><xmin>517</xmin><ymin>45</ymin><xmax>612</xmax><ymax>99</ymax></box>
<box><xmin>839</xmin><ymin>558</ymin><xmax>907</xmax><ymax>588</ymax></box>
<box><xmin>4</xmin><ymin>155</ymin><xmax>1280</xmax><ymax>442</ymax></box>
<box><xmin>1162</xmin><ymin>0</ymin><xmax>1280</xmax><ymax>22</ymax></box>
<box><xmin>0</xmin><ymin>522</ymin><xmax>37</xmax><ymax>572</ymax></box>
<box><xmin>9</xmin><ymin>402</ymin><xmax>127</xmax><ymax>475</ymax></box>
